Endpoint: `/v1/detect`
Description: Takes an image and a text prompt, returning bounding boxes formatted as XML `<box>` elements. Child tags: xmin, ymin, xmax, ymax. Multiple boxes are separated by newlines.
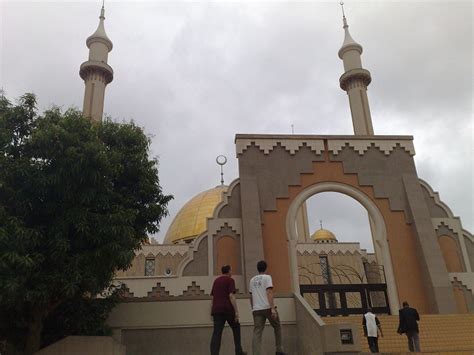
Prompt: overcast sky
<box><xmin>1</xmin><ymin>0</ymin><xmax>472</xmax><ymax>251</ymax></box>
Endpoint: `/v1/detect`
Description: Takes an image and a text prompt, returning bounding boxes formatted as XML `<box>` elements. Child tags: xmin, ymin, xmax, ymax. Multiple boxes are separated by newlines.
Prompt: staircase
<box><xmin>324</xmin><ymin>314</ymin><xmax>474</xmax><ymax>353</ymax></box>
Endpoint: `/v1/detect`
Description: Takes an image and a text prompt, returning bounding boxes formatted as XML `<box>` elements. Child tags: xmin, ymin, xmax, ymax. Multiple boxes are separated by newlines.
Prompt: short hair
<box><xmin>257</xmin><ymin>260</ymin><xmax>267</xmax><ymax>273</ymax></box>
<box><xmin>402</xmin><ymin>301</ymin><xmax>409</xmax><ymax>307</ymax></box>
<box><xmin>366</xmin><ymin>306</ymin><xmax>373</xmax><ymax>312</ymax></box>
<box><xmin>221</xmin><ymin>265</ymin><xmax>231</xmax><ymax>274</ymax></box>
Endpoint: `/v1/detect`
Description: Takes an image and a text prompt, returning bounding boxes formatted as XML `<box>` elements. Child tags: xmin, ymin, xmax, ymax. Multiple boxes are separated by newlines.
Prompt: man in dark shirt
<box><xmin>397</xmin><ymin>301</ymin><xmax>421</xmax><ymax>352</ymax></box>
<box><xmin>210</xmin><ymin>265</ymin><xmax>246</xmax><ymax>355</ymax></box>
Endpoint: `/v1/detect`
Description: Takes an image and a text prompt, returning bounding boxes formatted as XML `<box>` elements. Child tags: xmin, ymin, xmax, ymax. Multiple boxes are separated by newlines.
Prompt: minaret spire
<box><xmin>79</xmin><ymin>1</ymin><xmax>114</xmax><ymax>122</ymax></box>
<box><xmin>338</xmin><ymin>2</ymin><xmax>374</xmax><ymax>135</ymax></box>
<box><xmin>340</xmin><ymin>1</ymin><xmax>347</xmax><ymax>27</ymax></box>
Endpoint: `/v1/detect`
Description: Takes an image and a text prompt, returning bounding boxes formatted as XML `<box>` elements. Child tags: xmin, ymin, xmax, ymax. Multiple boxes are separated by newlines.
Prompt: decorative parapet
<box><xmin>296</xmin><ymin>242</ymin><xmax>362</xmax><ymax>255</ymax></box>
<box><xmin>119</xmin><ymin>284</ymin><xmax>134</xmax><ymax>298</ymax></box>
<box><xmin>449</xmin><ymin>274</ymin><xmax>474</xmax><ymax>295</ymax></box>
<box><xmin>181</xmin><ymin>281</ymin><xmax>207</xmax><ymax>297</ymax></box>
<box><xmin>147</xmin><ymin>282</ymin><xmax>170</xmax><ymax>298</ymax></box>
<box><xmin>328</xmin><ymin>139</ymin><xmax>415</xmax><ymax>156</ymax></box>
<box><xmin>236</xmin><ymin>136</ymin><xmax>324</xmax><ymax>156</ymax></box>
<box><xmin>420</xmin><ymin>179</ymin><xmax>456</xmax><ymax>219</ymax></box>
<box><xmin>137</xmin><ymin>244</ymin><xmax>189</xmax><ymax>257</ymax></box>
<box><xmin>235</xmin><ymin>134</ymin><xmax>415</xmax><ymax>157</ymax></box>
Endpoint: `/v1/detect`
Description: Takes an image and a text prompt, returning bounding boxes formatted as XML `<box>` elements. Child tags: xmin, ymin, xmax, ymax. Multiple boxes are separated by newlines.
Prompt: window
<box><xmin>319</xmin><ymin>255</ymin><xmax>330</xmax><ymax>285</ymax></box>
<box><xmin>145</xmin><ymin>258</ymin><xmax>155</xmax><ymax>276</ymax></box>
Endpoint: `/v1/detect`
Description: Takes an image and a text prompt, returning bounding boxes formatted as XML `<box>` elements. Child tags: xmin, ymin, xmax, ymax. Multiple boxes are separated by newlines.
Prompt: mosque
<box><xmin>37</xmin><ymin>3</ymin><xmax>474</xmax><ymax>355</ymax></box>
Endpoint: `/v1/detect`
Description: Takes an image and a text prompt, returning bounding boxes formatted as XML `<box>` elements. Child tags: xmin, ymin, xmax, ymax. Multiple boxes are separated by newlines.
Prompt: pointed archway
<box><xmin>286</xmin><ymin>181</ymin><xmax>399</xmax><ymax>314</ymax></box>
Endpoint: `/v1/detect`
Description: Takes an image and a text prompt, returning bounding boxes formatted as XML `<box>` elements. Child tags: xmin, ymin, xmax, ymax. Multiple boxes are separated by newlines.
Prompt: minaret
<box><xmin>79</xmin><ymin>3</ymin><xmax>113</xmax><ymax>122</ymax></box>
<box><xmin>338</xmin><ymin>3</ymin><xmax>374</xmax><ymax>135</ymax></box>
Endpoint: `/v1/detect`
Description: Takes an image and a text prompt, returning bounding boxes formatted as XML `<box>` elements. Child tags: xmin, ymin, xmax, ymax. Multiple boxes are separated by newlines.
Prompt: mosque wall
<box><xmin>438</xmin><ymin>235</ymin><xmax>465</xmax><ymax>273</ymax></box>
<box><xmin>237</xmin><ymin>135</ymin><xmax>458</xmax><ymax>314</ymax></box>
<box><xmin>115</xmin><ymin>245</ymin><xmax>188</xmax><ymax>277</ymax></box>
<box><xmin>212</xmin><ymin>225</ymin><xmax>242</xmax><ymax>275</ymax></box>
<box><xmin>297</xmin><ymin>250</ymin><xmax>367</xmax><ymax>285</ymax></box>
<box><xmin>182</xmin><ymin>236</ymin><xmax>208</xmax><ymax>276</ymax></box>
<box><xmin>113</xmin><ymin>134</ymin><xmax>471</xmax><ymax>314</ymax></box>
<box><xmin>259</xmin><ymin>159</ymin><xmax>429</xmax><ymax>311</ymax></box>
<box><xmin>421</xmin><ymin>185</ymin><xmax>450</xmax><ymax>218</ymax></box>
<box><xmin>452</xmin><ymin>283</ymin><xmax>468</xmax><ymax>313</ymax></box>
<box><xmin>465</xmin><ymin>236</ymin><xmax>474</xmax><ymax>271</ymax></box>
<box><xmin>297</xmin><ymin>251</ymin><xmax>324</xmax><ymax>285</ymax></box>
<box><xmin>216</xmin><ymin>182</ymin><xmax>242</xmax><ymax>218</ymax></box>
<box><xmin>364</xmin><ymin>259</ymin><xmax>383</xmax><ymax>284</ymax></box>
<box><xmin>328</xmin><ymin>252</ymin><xmax>366</xmax><ymax>284</ymax></box>
<box><xmin>115</xmin><ymin>275</ymin><xmax>246</xmax><ymax>298</ymax></box>
<box><xmin>108</xmin><ymin>296</ymin><xmax>300</xmax><ymax>355</ymax></box>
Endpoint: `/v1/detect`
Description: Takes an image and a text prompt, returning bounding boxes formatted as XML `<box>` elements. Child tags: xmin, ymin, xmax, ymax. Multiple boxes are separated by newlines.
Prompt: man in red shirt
<box><xmin>210</xmin><ymin>265</ymin><xmax>247</xmax><ymax>355</ymax></box>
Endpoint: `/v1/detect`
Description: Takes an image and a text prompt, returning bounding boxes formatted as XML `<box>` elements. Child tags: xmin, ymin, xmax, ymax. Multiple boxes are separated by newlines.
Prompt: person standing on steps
<box><xmin>362</xmin><ymin>307</ymin><xmax>383</xmax><ymax>353</ymax></box>
<box><xmin>249</xmin><ymin>260</ymin><xmax>286</xmax><ymax>355</ymax></box>
<box><xmin>397</xmin><ymin>301</ymin><xmax>421</xmax><ymax>352</ymax></box>
<box><xmin>210</xmin><ymin>265</ymin><xmax>247</xmax><ymax>355</ymax></box>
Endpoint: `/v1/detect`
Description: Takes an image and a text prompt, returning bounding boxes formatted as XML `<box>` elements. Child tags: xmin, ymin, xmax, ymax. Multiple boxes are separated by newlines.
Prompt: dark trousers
<box><xmin>210</xmin><ymin>313</ymin><xmax>243</xmax><ymax>355</ymax></box>
<box><xmin>367</xmin><ymin>336</ymin><xmax>379</xmax><ymax>353</ymax></box>
<box><xmin>406</xmin><ymin>331</ymin><xmax>420</xmax><ymax>352</ymax></box>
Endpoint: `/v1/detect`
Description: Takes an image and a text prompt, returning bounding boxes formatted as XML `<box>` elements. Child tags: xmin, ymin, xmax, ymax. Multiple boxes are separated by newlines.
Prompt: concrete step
<box><xmin>324</xmin><ymin>314</ymin><xmax>474</xmax><ymax>353</ymax></box>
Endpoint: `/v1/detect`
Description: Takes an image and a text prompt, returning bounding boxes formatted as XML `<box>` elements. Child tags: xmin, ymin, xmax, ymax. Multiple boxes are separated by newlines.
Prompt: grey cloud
<box><xmin>1</xmin><ymin>1</ymin><xmax>471</xmax><ymax>242</ymax></box>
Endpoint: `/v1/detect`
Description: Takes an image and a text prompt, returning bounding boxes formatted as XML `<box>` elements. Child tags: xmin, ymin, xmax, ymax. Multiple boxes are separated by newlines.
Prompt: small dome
<box><xmin>311</xmin><ymin>228</ymin><xmax>337</xmax><ymax>242</ymax></box>
<box><xmin>163</xmin><ymin>185</ymin><xmax>228</xmax><ymax>244</ymax></box>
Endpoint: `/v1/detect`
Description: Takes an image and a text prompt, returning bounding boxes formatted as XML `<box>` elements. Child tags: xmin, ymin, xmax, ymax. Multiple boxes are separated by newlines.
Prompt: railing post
<box><xmin>340</xmin><ymin>291</ymin><xmax>348</xmax><ymax>316</ymax></box>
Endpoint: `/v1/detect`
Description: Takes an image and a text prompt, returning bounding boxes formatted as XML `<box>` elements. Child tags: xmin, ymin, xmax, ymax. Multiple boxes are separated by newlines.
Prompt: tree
<box><xmin>0</xmin><ymin>93</ymin><xmax>172</xmax><ymax>354</ymax></box>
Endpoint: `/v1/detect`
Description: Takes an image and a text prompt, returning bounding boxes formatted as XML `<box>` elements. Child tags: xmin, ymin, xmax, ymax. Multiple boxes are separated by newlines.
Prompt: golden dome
<box><xmin>311</xmin><ymin>228</ymin><xmax>337</xmax><ymax>242</ymax></box>
<box><xmin>163</xmin><ymin>185</ymin><xmax>228</xmax><ymax>244</ymax></box>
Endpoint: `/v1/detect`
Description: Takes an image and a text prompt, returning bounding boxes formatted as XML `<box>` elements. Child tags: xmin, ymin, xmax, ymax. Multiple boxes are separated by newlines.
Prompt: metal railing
<box><xmin>300</xmin><ymin>283</ymin><xmax>390</xmax><ymax>317</ymax></box>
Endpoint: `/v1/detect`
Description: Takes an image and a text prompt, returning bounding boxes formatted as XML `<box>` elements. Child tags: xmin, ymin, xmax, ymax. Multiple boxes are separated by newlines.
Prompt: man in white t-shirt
<box><xmin>362</xmin><ymin>307</ymin><xmax>383</xmax><ymax>353</ymax></box>
<box><xmin>249</xmin><ymin>260</ymin><xmax>285</xmax><ymax>355</ymax></box>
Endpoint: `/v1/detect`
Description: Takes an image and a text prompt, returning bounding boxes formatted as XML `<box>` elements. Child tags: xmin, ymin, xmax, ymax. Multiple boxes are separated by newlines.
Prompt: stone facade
<box><xmin>114</xmin><ymin>135</ymin><xmax>473</xmax><ymax>316</ymax></box>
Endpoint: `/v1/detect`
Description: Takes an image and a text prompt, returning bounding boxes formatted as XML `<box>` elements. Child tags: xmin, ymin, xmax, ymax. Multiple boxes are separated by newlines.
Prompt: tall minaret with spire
<box><xmin>79</xmin><ymin>2</ymin><xmax>113</xmax><ymax>122</ymax></box>
<box><xmin>338</xmin><ymin>2</ymin><xmax>374</xmax><ymax>135</ymax></box>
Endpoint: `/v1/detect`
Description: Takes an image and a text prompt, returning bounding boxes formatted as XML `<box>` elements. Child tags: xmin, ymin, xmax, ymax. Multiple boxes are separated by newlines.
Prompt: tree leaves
<box><xmin>0</xmin><ymin>93</ymin><xmax>172</xmax><ymax>352</ymax></box>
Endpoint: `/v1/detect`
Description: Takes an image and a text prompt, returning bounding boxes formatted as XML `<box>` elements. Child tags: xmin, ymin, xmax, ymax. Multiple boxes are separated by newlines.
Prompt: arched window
<box><xmin>215</xmin><ymin>236</ymin><xmax>239</xmax><ymax>274</ymax></box>
<box><xmin>145</xmin><ymin>258</ymin><xmax>155</xmax><ymax>276</ymax></box>
<box><xmin>438</xmin><ymin>235</ymin><xmax>463</xmax><ymax>272</ymax></box>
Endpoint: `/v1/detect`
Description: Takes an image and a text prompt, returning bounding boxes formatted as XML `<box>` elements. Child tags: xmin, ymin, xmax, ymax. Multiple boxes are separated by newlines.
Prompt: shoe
<box><xmin>238</xmin><ymin>352</ymin><xmax>247</xmax><ymax>355</ymax></box>
<box><xmin>276</xmin><ymin>352</ymin><xmax>287</xmax><ymax>355</ymax></box>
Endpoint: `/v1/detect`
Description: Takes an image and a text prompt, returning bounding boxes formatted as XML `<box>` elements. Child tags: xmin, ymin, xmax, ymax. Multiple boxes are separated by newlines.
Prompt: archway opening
<box><xmin>286</xmin><ymin>182</ymin><xmax>399</xmax><ymax>315</ymax></box>
<box><xmin>297</xmin><ymin>192</ymin><xmax>374</xmax><ymax>251</ymax></box>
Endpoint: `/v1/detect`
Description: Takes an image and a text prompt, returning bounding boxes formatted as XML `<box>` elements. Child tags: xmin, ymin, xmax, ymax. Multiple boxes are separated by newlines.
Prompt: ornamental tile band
<box><xmin>236</xmin><ymin>138</ymin><xmax>325</xmax><ymax>156</ymax></box>
<box><xmin>296</xmin><ymin>242</ymin><xmax>362</xmax><ymax>255</ymax></box>
<box><xmin>138</xmin><ymin>245</ymin><xmax>189</xmax><ymax>257</ymax></box>
<box><xmin>328</xmin><ymin>139</ymin><xmax>415</xmax><ymax>156</ymax></box>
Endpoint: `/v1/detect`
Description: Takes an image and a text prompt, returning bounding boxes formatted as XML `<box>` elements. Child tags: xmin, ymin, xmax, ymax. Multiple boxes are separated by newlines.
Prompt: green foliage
<box><xmin>0</xmin><ymin>93</ymin><xmax>172</xmax><ymax>353</ymax></box>
<box><xmin>41</xmin><ymin>286</ymin><xmax>122</xmax><ymax>348</ymax></box>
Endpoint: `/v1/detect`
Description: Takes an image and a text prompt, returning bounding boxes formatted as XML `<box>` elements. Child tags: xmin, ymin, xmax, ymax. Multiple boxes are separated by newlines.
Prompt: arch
<box><xmin>438</xmin><ymin>235</ymin><xmax>464</xmax><ymax>272</ymax></box>
<box><xmin>215</xmin><ymin>235</ymin><xmax>239</xmax><ymax>275</ymax></box>
<box><xmin>419</xmin><ymin>179</ymin><xmax>455</xmax><ymax>218</ymax></box>
<box><xmin>177</xmin><ymin>232</ymin><xmax>208</xmax><ymax>276</ymax></box>
<box><xmin>286</xmin><ymin>181</ymin><xmax>400</xmax><ymax>314</ymax></box>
